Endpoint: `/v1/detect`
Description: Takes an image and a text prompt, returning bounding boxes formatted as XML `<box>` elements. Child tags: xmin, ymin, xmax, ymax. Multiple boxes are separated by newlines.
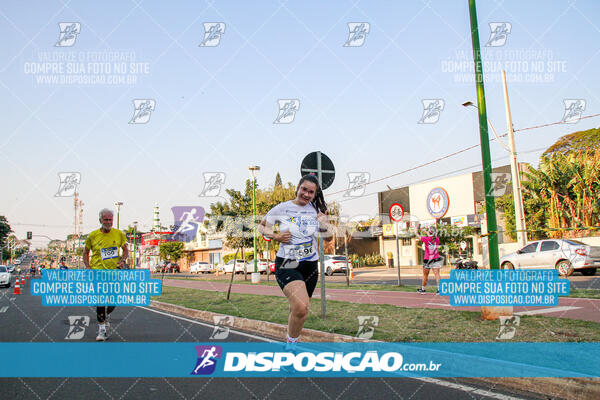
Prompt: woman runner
<box><xmin>258</xmin><ymin>174</ymin><xmax>330</xmax><ymax>349</ymax></box>
<box><xmin>418</xmin><ymin>226</ymin><xmax>443</xmax><ymax>294</ymax></box>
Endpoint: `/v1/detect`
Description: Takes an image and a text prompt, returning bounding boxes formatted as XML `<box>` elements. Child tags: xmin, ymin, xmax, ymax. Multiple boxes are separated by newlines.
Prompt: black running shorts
<box><xmin>274</xmin><ymin>256</ymin><xmax>319</xmax><ymax>297</ymax></box>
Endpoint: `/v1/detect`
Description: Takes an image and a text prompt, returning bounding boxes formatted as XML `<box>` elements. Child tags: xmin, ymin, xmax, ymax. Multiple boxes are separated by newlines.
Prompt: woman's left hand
<box><xmin>317</xmin><ymin>212</ymin><xmax>328</xmax><ymax>226</ymax></box>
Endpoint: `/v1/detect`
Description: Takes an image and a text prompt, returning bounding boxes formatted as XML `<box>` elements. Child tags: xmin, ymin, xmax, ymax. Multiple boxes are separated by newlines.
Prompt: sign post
<box><xmin>301</xmin><ymin>151</ymin><xmax>335</xmax><ymax>318</ymax></box>
<box><xmin>263</xmin><ymin>235</ymin><xmax>271</xmax><ymax>281</ymax></box>
<box><xmin>389</xmin><ymin>203</ymin><xmax>404</xmax><ymax>286</ymax></box>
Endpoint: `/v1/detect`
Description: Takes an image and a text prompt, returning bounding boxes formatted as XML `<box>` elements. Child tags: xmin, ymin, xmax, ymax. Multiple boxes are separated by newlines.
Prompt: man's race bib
<box><xmin>284</xmin><ymin>240</ymin><xmax>315</xmax><ymax>261</ymax></box>
<box><xmin>100</xmin><ymin>246</ymin><xmax>118</xmax><ymax>260</ymax></box>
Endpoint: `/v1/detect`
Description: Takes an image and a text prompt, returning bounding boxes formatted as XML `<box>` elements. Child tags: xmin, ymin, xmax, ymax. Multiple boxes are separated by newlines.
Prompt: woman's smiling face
<box><xmin>295</xmin><ymin>181</ymin><xmax>317</xmax><ymax>206</ymax></box>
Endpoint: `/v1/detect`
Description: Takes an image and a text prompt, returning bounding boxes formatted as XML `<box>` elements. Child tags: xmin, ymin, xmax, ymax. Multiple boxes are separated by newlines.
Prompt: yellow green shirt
<box><xmin>85</xmin><ymin>228</ymin><xmax>127</xmax><ymax>269</ymax></box>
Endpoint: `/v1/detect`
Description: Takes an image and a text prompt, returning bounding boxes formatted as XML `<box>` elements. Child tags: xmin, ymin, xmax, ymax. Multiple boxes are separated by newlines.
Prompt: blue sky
<box><xmin>1</xmin><ymin>0</ymin><xmax>599</xmax><ymax>246</ymax></box>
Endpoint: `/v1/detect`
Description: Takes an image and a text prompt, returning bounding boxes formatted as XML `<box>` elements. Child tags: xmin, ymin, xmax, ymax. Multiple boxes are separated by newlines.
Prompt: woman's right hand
<box><xmin>276</xmin><ymin>231</ymin><xmax>292</xmax><ymax>243</ymax></box>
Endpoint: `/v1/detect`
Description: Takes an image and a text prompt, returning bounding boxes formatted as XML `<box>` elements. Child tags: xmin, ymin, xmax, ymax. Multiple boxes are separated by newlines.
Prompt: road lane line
<box><xmin>514</xmin><ymin>306</ymin><xmax>581</xmax><ymax>316</ymax></box>
<box><xmin>140</xmin><ymin>306</ymin><xmax>274</xmax><ymax>342</ymax></box>
<box><xmin>415</xmin><ymin>378</ymin><xmax>526</xmax><ymax>400</ymax></box>
<box><xmin>0</xmin><ymin>306</ymin><xmax>8</xmax><ymax>313</ymax></box>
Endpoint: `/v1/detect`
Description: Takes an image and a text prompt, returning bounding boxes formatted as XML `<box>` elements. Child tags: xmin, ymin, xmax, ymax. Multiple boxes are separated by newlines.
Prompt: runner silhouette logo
<box><xmin>171</xmin><ymin>206</ymin><xmax>205</xmax><ymax>242</ymax></box>
<box><xmin>191</xmin><ymin>345</ymin><xmax>222</xmax><ymax>375</ymax></box>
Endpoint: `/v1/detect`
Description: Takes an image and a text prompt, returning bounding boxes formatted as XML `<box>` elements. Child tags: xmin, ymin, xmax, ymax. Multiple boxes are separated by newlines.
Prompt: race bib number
<box><xmin>427</xmin><ymin>243</ymin><xmax>438</xmax><ymax>253</ymax></box>
<box><xmin>100</xmin><ymin>246</ymin><xmax>118</xmax><ymax>260</ymax></box>
<box><xmin>285</xmin><ymin>241</ymin><xmax>315</xmax><ymax>261</ymax></box>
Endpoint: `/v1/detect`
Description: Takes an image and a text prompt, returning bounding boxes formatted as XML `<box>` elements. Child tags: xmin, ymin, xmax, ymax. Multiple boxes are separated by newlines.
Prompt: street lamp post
<box><xmin>114</xmin><ymin>202</ymin><xmax>123</xmax><ymax>229</ymax></box>
<box><xmin>249</xmin><ymin>166</ymin><xmax>261</xmax><ymax>284</ymax></box>
<box><xmin>133</xmin><ymin>221</ymin><xmax>138</xmax><ymax>269</ymax></box>
<box><xmin>468</xmin><ymin>0</ymin><xmax>500</xmax><ymax>270</ymax></box>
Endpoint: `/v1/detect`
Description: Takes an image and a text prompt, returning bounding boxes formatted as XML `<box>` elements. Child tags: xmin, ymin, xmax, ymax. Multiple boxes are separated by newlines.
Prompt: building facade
<box><xmin>377</xmin><ymin>164</ymin><xmax>523</xmax><ymax>267</ymax></box>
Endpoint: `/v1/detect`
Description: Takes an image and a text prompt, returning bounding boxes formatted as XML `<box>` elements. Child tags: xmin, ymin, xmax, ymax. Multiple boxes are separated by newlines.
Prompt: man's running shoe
<box><xmin>105</xmin><ymin>316</ymin><xmax>110</xmax><ymax>331</ymax></box>
<box><xmin>96</xmin><ymin>329</ymin><xmax>107</xmax><ymax>341</ymax></box>
<box><xmin>417</xmin><ymin>288</ymin><xmax>426</xmax><ymax>294</ymax></box>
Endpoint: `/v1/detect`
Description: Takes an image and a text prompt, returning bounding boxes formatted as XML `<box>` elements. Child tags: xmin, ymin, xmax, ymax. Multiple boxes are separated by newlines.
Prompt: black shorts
<box><xmin>274</xmin><ymin>256</ymin><xmax>319</xmax><ymax>298</ymax></box>
<box><xmin>424</xmin><ymin>257</ymin><xmax>443</xmax><ymax>269</ymax></box>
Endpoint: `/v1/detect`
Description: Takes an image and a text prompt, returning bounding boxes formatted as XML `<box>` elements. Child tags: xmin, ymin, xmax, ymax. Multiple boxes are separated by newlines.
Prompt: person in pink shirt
<box><xmin>418</xmin><ymin>226</ymin><xmax>443</xmax><ymax>294</ymax></box>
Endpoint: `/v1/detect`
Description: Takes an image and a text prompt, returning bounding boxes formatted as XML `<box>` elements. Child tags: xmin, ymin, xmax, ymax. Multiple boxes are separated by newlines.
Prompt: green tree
<box><xmin>542</xmin><ymin>128</ymin><xmax>600</xmax><ymax>157</ymax></box>
<box><xmin>274</xmin><ymin>172</ymin><xmax>282</xmax><ymax>187</ymax></box>
<box><xmin>206</xmin><ymin>176</ymin><xmax>298</xmax><ymax>257</ymax></box>
<box><xmin>0</xmin><ymin>216</ymin><xmax>12</xmax><ymax>261</ymax></box>
<box><xmin>497</xmin><ymin>149</ymin><xmax>600</xmax><ymax>240</ymax></box>
<box><xmin>159</xmin><ymin>241</ymin><xmax>184</xmax><ymax>262</ymax></box>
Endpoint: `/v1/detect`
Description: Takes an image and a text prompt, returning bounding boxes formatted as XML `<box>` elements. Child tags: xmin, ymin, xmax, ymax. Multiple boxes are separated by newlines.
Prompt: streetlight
<box><xmin>463</xmin><ymin>82</ymin><xmax>528</xmax><ymax>248</ymax></box>
<box><xmin>133</xmin><ymin>221</ymin><xmax>138</xmax><ymax>269</ymax></box>
<box><xmin>114</xmin><ymin>202</ymin><xmax>123</xmax><ymax>229</ymax></box>
<box><xmin>249</xmin><ymin>166</ymin><xmax>261</xmax><ymax>284</ymax></box>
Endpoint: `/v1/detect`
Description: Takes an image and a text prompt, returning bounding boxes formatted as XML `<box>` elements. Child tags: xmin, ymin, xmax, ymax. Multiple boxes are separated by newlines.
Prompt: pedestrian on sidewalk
<box><xmin>258</xmin><ymin>174</ymin><xmax>331</xmax><ymax>350</ymax></box>
<box><xmin>418</xmin><ymin>226</ymin><xmax>443</xmax><ymax>294</ymax></box>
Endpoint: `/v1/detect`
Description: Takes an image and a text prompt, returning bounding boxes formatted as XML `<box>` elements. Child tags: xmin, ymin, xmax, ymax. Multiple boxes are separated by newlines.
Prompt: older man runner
<box><xmin>83</xmin><ymin>208</ymin><xmax>128</xmax><ymax>341</ymax></box>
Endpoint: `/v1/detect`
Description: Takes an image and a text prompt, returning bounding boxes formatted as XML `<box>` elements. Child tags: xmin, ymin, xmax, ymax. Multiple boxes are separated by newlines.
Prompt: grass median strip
<box><xmin>153</xmin><ymin>286</ymin><xmax>600</xmax><ymax>342</ymax></box>
<box><xmin>161</xmin><ymin>276</ymin><xmax>600</xmax><ymax>299</ymax></box>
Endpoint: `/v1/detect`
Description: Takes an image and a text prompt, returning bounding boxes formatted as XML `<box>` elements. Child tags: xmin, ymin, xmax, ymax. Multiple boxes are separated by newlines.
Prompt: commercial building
<box><xmin>377</xmin><ymin>164</ymin><xmax>525</xmax><ymax>267</ymax></box>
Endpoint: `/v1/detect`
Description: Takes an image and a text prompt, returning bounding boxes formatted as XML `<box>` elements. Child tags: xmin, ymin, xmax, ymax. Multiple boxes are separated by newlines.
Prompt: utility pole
<box><xmin>78</xmin><ymin>199</ymin><xmax>84</xmax><ymax>267</ymax></box>
<box><xmin>502</xmin><ymin>70</ymin><xmax>528</xmax><ymax>247</ymax></box>
<box><xmin>74</xmin><ymin>192</ymin><xmax>79</xmax><ymax>265</ymax></box>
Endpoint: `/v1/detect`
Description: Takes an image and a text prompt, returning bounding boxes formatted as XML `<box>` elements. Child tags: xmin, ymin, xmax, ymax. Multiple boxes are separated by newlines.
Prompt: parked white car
<box><xmin>0</xmin><ymin>265</ymin><xmax>12</xmax><ymax>288</ymax></box>
<box><xmin>319</xmin><ymin>255</ymin><xmax>350</xmax><ymax>276</ymax></box>
<box><xmin>219</xmin><ymin>259</ymin><xmax>247</xmax><ymax>274</ymax></box>
<box><xmin>500</xmin><ymin>239</ymin><xmax>600</xmax><ymax>277</ymax></box>
<box><xmin>245</xmin><ymin>259</ymin><xmax>269</xmax><ymax>274</ymax></box>
<box><xmin>190</xmin><ymin>261</ymin><xmax>215</xmax><ymax>274</ymax></box>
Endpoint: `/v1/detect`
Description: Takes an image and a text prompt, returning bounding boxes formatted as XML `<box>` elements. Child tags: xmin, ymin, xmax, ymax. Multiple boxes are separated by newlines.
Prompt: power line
<box><xmin>329</xmin><ymin>146</ymin><xmax>547</xmax><ymax>205</ymax></box>
<box><xmin>326</xmin><ymin>113</ymin><xmax>599</xmax><ymax>198</ymax></box>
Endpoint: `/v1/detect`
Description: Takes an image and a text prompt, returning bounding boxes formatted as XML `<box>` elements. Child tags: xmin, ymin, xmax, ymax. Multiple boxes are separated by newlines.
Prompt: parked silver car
<box><xmin>500</xmin><ymin>239</ymin><xmax>600</xmax><ymax>277</ymax></box>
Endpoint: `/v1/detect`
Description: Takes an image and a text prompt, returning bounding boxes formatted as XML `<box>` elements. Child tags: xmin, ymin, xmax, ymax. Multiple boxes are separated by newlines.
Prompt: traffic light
<box><xmin>27</xmin><ymin>231</ymin><xmax>32</xmax><ymax>240</ymax></box>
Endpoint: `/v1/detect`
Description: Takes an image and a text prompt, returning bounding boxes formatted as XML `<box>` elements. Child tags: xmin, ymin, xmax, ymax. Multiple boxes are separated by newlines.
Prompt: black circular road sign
<box><xmin>300</xmin><ymin>151</ymin><xmax>335</xmax><ymax>190</ymax></box>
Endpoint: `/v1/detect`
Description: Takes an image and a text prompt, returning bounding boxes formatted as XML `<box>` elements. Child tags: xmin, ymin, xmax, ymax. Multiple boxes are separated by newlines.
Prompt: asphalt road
<box><xmin>0</xmin><ymin>275</ymin><xmax>542</xmax><ymax>400</ymax></box>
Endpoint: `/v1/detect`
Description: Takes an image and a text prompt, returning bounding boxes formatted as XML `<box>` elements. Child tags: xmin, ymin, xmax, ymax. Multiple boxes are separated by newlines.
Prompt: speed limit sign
<box><xmin>389</xmin><ymin>203</ymin><xmax>404</xmax><ymax>222</ymax></box>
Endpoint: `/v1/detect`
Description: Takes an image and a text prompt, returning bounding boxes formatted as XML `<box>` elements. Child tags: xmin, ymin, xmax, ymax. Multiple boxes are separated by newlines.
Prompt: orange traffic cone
<box><xmin>13</xmin><ymin>279</ymin><xmax>21</xmax><ymax>295</ymax></box>
<box><xmin>26</xmin><ymin>273</ymin><xmax>29</xmax><ymax>279</ymax></box>
<box><xmin>350</xmin><ymin>267</ymin><xmax>355</xmax><ymax>280</ymax></box>
<box><xmin>21</xmin><ymin>276</ymin><xmax>25</xmax><ymax>286</ymax></box>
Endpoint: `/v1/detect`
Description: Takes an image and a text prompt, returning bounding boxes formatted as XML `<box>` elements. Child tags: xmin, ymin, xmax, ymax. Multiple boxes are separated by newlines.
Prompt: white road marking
<box><xmin>416</xmin><ymin>378</ymin><xmax>526</xmax><ymax>400</ymax></box>
<box><xmin>514</xmin><ymin>306</ymin><xmax>581</xmax><ymax>316</ymax></box>
<box><xmin>0</xmin><ymin>306</ymin><xmax>8</xmax><ymax>313</ymax></box>
<box><xmin>140</xmin><ymin>307</ymin><xmax>274</xmax><ymax>342</ymax></box>
<box><xmin>425</xmin><ymin>302</ymin><xmax>452</xmax><ymax>307</ymax></box>
<box><xmin>10</xmin><ymin>297</ymin><xmax>15</xmax><ymax>301</ymax></box>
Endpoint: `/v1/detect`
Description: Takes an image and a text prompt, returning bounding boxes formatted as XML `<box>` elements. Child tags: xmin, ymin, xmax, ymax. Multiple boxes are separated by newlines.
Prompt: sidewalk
<box><xmin>161</xmin><ymin>278</ymin><xmax>600</xmax><ymax>323</ymax></box>
<box><xmin>352</xmin><ymin>265</ymin><xmax>452</xmax><ymax>278</ymax></box>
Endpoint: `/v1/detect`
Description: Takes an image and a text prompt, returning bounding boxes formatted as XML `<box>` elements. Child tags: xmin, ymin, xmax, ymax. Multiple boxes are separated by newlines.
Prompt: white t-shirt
<box><xmin>265</xmin><ymin>200</ymin><xmax>319</xmax><ymax>261</ymax></box>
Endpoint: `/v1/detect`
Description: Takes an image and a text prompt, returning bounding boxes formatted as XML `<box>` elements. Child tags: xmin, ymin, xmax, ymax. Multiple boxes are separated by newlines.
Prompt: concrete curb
<box><xmin>150</xmin><ymin>300</ymin><xmax>598</xmax><ymax>400</ymax></box>
<box><xmin>150</xmin><ymin>300</ymin><xmax>372</xmax><ymax>343</ymax></box>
